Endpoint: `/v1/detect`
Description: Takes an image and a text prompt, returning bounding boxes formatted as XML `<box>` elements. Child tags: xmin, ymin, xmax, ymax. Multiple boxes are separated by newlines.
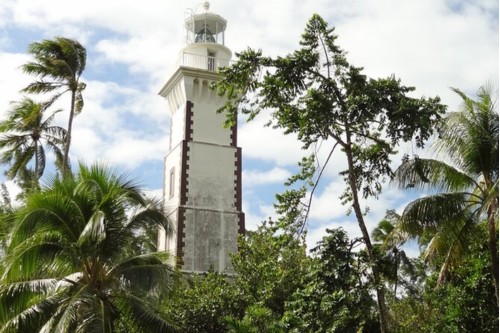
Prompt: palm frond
<box><xmin>394</xmin><ymin>157</ymin><xmax>477</xmax><ymax>193</ymax></box>
<box><xmin>425</xmin><ymin>213</ymin><xmax>483</xmax><ymax>284</ymax></box>
<box><xmin>21</xmin><ymin>80</ymin><xmax>66</xmax><ymax>94</ymax></box>
<box><xmin>11</xmin><ymin>194</ymin><xmax>83</xmax><ymax>244</ymax></box>
<box><xmin>399</xmin><ymin>192</ymin><xmax>472</xmax><ymax>237</ymax></box>
<box><xmin>55</xmin><ymin>36</ymin><xmax>87</xmax><ymax>77</ymax></box>
<box><xmin>109</xmin><ymin>252</ymin><xmax>173</xmax><ymax>294</ymax></box>
<box><xmin>126</xmin><ymin>207</ymin><xmax>170</xmax><ymax>233</ymax></box>
<box><xmin>113</xmin><ymin>293</ymin><xmax>177</xmax><ymax>333</ymax></box>
<box><xmin>35</xmin><ymin>143</ymin><xmax>45</xmax><ymax>179</ymax></box>
<box><xmin>75</xmin><ymin>88</ymin><xmax>85</xmax><ymax>115</ymax></box>
<box><xmin>1</xmin><ymin>163</ymin><xmax>173</xmax><ymax>330</ymax></box>
<box><xmin>77</xmin><ymin>210</ymin><xmax>106</xmax><ymax>248</ymax></box>
<box><xmin>52</xmin><ymin>285</ymin><xmax>96</xmax><ymax>333</ymax></box>
<box><xmin>371</xmin><ymin>219</ymin><xmax>394</xmax><ymax>243</ymax></box>
<box><xmin>3</xmin><ymin>231</ymin><xmax>72</xmax><ymax>281</ymax></box>
<box><xmin>0</xmin><ymin>293</ymin><xmax>62</xmax><ymax>333</ymax></box>
<box><xmin>6</xmin><ymin>146</ymin><xmax>35</xmax><ymax>180</ymax></box>
<box><xmin>0</xmin><ymin>278</ymin><xmax>57</xmax><ymax>322</ymax></box>
<box><xmin>442</xmin><ymin>86</ymin><xmax>499</xmax><ymax>177</ymax></box>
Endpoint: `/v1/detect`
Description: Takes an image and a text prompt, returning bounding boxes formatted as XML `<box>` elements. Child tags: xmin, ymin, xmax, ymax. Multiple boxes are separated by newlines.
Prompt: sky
<box><xmin>0</xmin><ymin>0</ymin><xmax>498</xmax><ymax>252</ymax></box>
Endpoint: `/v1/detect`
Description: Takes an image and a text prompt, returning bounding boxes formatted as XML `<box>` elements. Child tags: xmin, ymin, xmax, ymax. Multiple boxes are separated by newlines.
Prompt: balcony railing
<box><xmin>177</xmin><ymin>52</ymin><xmax>233</xmax><ymax>72</ymax></box>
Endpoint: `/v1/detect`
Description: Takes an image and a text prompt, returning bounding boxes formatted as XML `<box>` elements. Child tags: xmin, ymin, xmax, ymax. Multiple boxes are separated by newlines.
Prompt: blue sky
<box><xmin>0</xmin><ymin>0</ymin><xmax>498</xmax><ymax>251</ymax></box>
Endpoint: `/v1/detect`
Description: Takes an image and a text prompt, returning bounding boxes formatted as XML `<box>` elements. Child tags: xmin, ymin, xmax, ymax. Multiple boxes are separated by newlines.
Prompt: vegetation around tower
<box><xmin>0</xmin><ymin>13</ymin><xmax>498</xmax><ymax>333</ymax></box>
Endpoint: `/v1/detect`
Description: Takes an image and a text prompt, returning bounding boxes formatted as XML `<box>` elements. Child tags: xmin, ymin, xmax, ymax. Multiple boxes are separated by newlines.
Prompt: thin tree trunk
<box><xmin>34</xmin><ymin>140</ymin><xmax>39</xmax><ymax>181</ymax></box>
<box><xmin>62</xmin><ymin>90</ymin><xmax>75</xmax><ymax>176</ymax></box>
<box><xmin>394</xmin><ymin>254</ymin><xmax>399</xmax><ymax>299</ymax></box>
<box><xmin>33</xmin><ymin>140</ymin><xmax>40</xmax><ymax>189</ymax></box>
<box><xmin>487</xmin><ymin>197</ymin><xmax>499</xmax><ymax>304</ymax></box>
<box><xmin>344</xmin><ymin>127</ymin><xmax>389</xmax><ymax>333</ymax></box>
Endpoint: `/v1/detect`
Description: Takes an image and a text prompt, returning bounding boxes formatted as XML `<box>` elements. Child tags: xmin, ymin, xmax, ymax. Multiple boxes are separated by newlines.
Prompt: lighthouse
<box><xmin>158</xmin><ymin>2</ymin><xmax>244</xmax><ymax>274</ymax></box>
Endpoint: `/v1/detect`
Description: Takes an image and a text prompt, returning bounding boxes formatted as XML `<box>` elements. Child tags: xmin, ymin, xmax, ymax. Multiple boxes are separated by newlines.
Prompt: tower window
<box><xmin>195</xmin><ymin>26</ymin><xmax>215</xmax><ymax>43</ymax></box>
<box><xmin>208</xmin><ymin>51</ymin><xmax>216</xmax><ymax>71</ymax></box>
<box><xmin>169</xmin><ymin>167</ymin><xmax>175</xmax><ymax>198</ymax></box>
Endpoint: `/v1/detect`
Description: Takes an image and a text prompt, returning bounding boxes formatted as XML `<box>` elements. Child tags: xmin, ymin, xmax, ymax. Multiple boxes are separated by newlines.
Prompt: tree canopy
<box><xmin>0</xmin><ymin>163</ymin><xmax>176</xmax><ymax>333</ymax></box>
<box><xmin>394</xmin><ymin>83</ymin><xmax>499</xmax><ymax>300</ymax></box>
<box><xmin>21</xmin><ymin>36</ymin><xmax>87</xmax><ymax>174</ymax></box>
<box><xmin>216</xmin><ymin>14</ymin><xmax>446</xmax><ymax>332</ymax></box>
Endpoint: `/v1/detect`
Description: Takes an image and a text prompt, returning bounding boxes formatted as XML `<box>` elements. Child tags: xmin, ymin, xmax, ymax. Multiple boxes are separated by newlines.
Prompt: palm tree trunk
<box><xmin>487</xmin><ymin>198</ymin><xmax>499</xmax><ymax>304</ymax></box>
<box><xmin>62</xmin><ymin>91</ymin><xmax>75</xmax><ymax>176</ymax></box>
<box><xmin>345</xmin><ymin>126</ymin><xmax>389</xmax><ymax>333</ymax></box>
<box><xmin>33</xmin><ymin>140</ymin><xmax>40</xmax><ymax>190</ymax></box>
<box><xmin>34</xmin><ymin>140</ymin><xmax>39</xmax><ymax>181</ymax></box>
<box><xmin>394</xmin><ymin>254</ymin><xmax>399</xmax><ymax>299</ymax></box>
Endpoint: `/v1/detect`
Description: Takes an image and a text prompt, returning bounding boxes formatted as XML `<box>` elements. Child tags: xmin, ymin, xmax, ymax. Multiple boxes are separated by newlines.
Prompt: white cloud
<box><xmin>335</xmin><ymin>0</ymin><xmax>498</xmax><ymax>109</ymax></box>
<box><xmin>243</xmin><ymin>167</ymin><xmax>291</xmax><ymax>186</ymax></box>
<box><xmin>239</xmin><ymin>115</ymin><xmax>304</xmax><ymax>166</ymax></box>
<box><xmin>2</xmin><ymin>179</ymin><xmax>23</xmax><ymax>207</ymax></box>
<box><xmin>0</xmin><ymin>0</ymin><xmax>497</xmax><ymax>250</ymax></box>
<box><xmin>105</xmin><ymin>134</ymin><xmax>167</xmax><ymax>169</ymax></box>
<box><xmin>0</xmin><ymin>53</ymin><xmax>31</xmax><ymax>116</ymax></box>
<box><xmin>308</xmin><ymin>179</ymin><xmax>349</xmax><ymax>222</ymax></box>
<box><xmin>306</xmin><ymin>219</ymin><xmax>362</xmax><ymax>251</ymax></box>
<box><xmin>95</xmin><ymin>35</ymin><xmax>182</xmax><ymax>82</ymax></box>
<box><xmin>242</xmin><ymin>201</ymin><xmax>275</xmax><ymax>231</ymax></box>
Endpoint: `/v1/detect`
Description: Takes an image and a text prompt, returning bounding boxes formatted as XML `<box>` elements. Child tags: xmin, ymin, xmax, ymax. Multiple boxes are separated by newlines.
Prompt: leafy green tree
<box><xmin>231</xmin><ymin>220</ymin><xmax>310</xmax><ymax>318</ymax></box>
<box><xmin>0</xmin><ymin>183</ymin><xmax>14</xmax><ymax>276</ymax></box>
<box><xmin>225</xmin><ymin>305</ymin><xmax>285</xmax><ymax>333</ymax></box>
<box><xmin>215</xmin><ymin>14</ymin><xmax>446</xmax><ymax>332</ymax></box>
<box><xmin>162</xmin><ymin>216</ymin><xmax>309</xmax><ymax>333</ymax></box>
<box><xmin>21</xmin><ymin>37</ymin><xmax>87</xmax><ymax>174</ymax></box>
<box><xmin>0</xmin><ymin>98</ymin><xmax>66</xmax><ymax>191</ymax></box>
<box><xmin>0</xmin><ymin>163</ymin><xmax>176</xmax><ymax>332</ymax></box>
<box><xmin>162</xmin><ymin>272</ymin><xmax>244</xmax><ymax>333</ymax></box>
<box><xmin>283</xmin><ymin>228</ymin><xmax>380</xmax><ymax>332</ymax></box>
<box><xmin>387</xmin><ymin>226</ymin><xmax>498</xmax><ymax>332</ymax></box>
<box><xmin>372</xmin><ymin>210</ymin><xmax>415</xmax><ymax>298</ymax></box>
<box><xmin>394</xmin><ymin>84</ymin><xmax>499</xmax><ymax>298</ymax></box>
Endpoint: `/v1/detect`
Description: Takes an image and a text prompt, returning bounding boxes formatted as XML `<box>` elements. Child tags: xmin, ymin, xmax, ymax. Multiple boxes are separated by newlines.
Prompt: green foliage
<box><xmin>283</xmin><ymin>228</ymin><xmax>380</xmax><ymax>332</ymax></box>
<box><xmin>21</xmin><ymin>36</ymin><xmax>87</xmax><ymax>173</ymax></box>
<box><xmin>161</xmin><ymin>218</ymin><xmax>309</xmax><ymax>333</ymax></box>
<box><xmin>371</xmin><ymin>211</ymin><xmax>417</xmax><ymax>298</ymax></box>
<box><xmin>394</xmin><ymin>84</ymin><xmax>499</xmax><ymax>291</ymax></box>
<box><xmin>225</xmin><ymin>305</ymin><xmax>285</xmax><ymax>333</ymax></box>
<box><xmin>216</xmin><ymin>14</ymin><xmax>445</xmax><ymax>332</ymax></box>
<box><xmin>231</xmin><ymin>220</ymin><xmax>309</xmax><ymax>317</ymax></box>
<box><xmin>0</xmin><ymin>183</ymin><xmax>14</xmax><ymax>276</ymax></box>
<box><xmin>162</xmin><ymin>272</ymin><xmax>244</xmax><ymax>333</ymax></box>
<box><xmin>0</xmin><ymin>163</ymin><xmax>176</xmax><ymax>332</ymax></box>
<box><xmin>216</xmin><ymin>14</ymin><xmax>445</xmax><ymax>203</ymax></box>
<box><xmin>0</xmin><ymin>98</ymin><xmax>66</xmax><ymax>192</ymax></box>
<box><xmin>387</xmin><ymin>233</ymin><xmax>499</xmax><ymax>332</ymax></box>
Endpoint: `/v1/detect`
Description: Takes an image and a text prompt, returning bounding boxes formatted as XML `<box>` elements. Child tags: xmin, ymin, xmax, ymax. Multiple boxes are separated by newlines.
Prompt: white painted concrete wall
<box><xmin>159</xmin><ymin>143</ymin><xmax>183</xmax><ymax>265</ymax></box>
<box><xmin>160</xmin><ymin>7</ymin><xmax>242</xmax><ymax>272</ymax></box>
<box><xmin>190</xmin><ymin>82</ymin><xmax>232</xmax><ymax>146</ymax></box>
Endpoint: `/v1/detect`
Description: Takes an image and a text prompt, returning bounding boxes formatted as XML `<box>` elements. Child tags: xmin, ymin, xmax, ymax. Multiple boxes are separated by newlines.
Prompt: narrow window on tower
<box><xmin>208</xmin><ymin>51</ymin><xmax>215</xmax><ymax>71</ymax></box>
<box><xmin>169</xmin><ymin>167</ymin><xmax>175</xmax><ymax>198</ymax></box>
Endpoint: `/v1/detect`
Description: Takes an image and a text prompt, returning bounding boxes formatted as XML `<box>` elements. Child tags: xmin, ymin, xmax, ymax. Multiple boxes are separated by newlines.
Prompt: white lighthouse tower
<box><xmin>158</xmin><ymin>2</ymin><xmax>244</xmax><ymax>274</ymax></box>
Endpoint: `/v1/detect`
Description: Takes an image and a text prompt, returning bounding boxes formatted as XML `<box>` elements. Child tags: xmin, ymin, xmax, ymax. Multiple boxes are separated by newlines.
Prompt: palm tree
<box><xmin>394</xmin><ymin>84</ymin><xmax>498</xmax><ymax>300</ymax></box>
<box><xmin>21</xmin><ymin>37</ymin><xmax>87</xmax><ymax>175</ymax></box>
<box><xmin>0</xmin><ymin>163</ymin><xmax>177</xmax><ymax>332</ymax></box>
<box><xmin>372</xmin><ymin>211</ymin><xmax>414</xmax><ymax>298</ymax></box>
<box><xmin>0</xmin><ymin>98</ymin><xmax>66</xmax><ymax>191</ymax></box>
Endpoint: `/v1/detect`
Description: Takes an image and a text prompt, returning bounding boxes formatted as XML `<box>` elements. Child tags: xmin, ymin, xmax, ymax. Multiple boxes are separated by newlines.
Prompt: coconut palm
<box><xmin>21</xmin><ymin>37</ymin><xmax>87</xmax><ymax>175</ymax></box>
<box><xmin>0</xmin><ymin>163</ymin><xmax>177</xmax><ymax>332</ymax></box>
<box><xmin>372</xmin><ymin>211</ymin><xmax>414</xmax><ymax>298</ymax></box>
<box><xmin>0</xmin><ymin>98</ymin><xmax>66</xmax><ymax>191</ymax></box>
<box><xmin>394</xmin><ymin>84</ymin><xmax>498</xmax><ymax>299</ymax></box>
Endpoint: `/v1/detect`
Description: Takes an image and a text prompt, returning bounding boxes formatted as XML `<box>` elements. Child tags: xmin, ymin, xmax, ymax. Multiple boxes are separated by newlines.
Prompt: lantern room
<box><xmin>184</xmin><ymin>2</ymin><xmax>227</xmax><ymax>46</ymax></box>
<box><xmin>178</xmin><ymin>1</ymin><xmax>232</xmax><ymax>72</ymax></box>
